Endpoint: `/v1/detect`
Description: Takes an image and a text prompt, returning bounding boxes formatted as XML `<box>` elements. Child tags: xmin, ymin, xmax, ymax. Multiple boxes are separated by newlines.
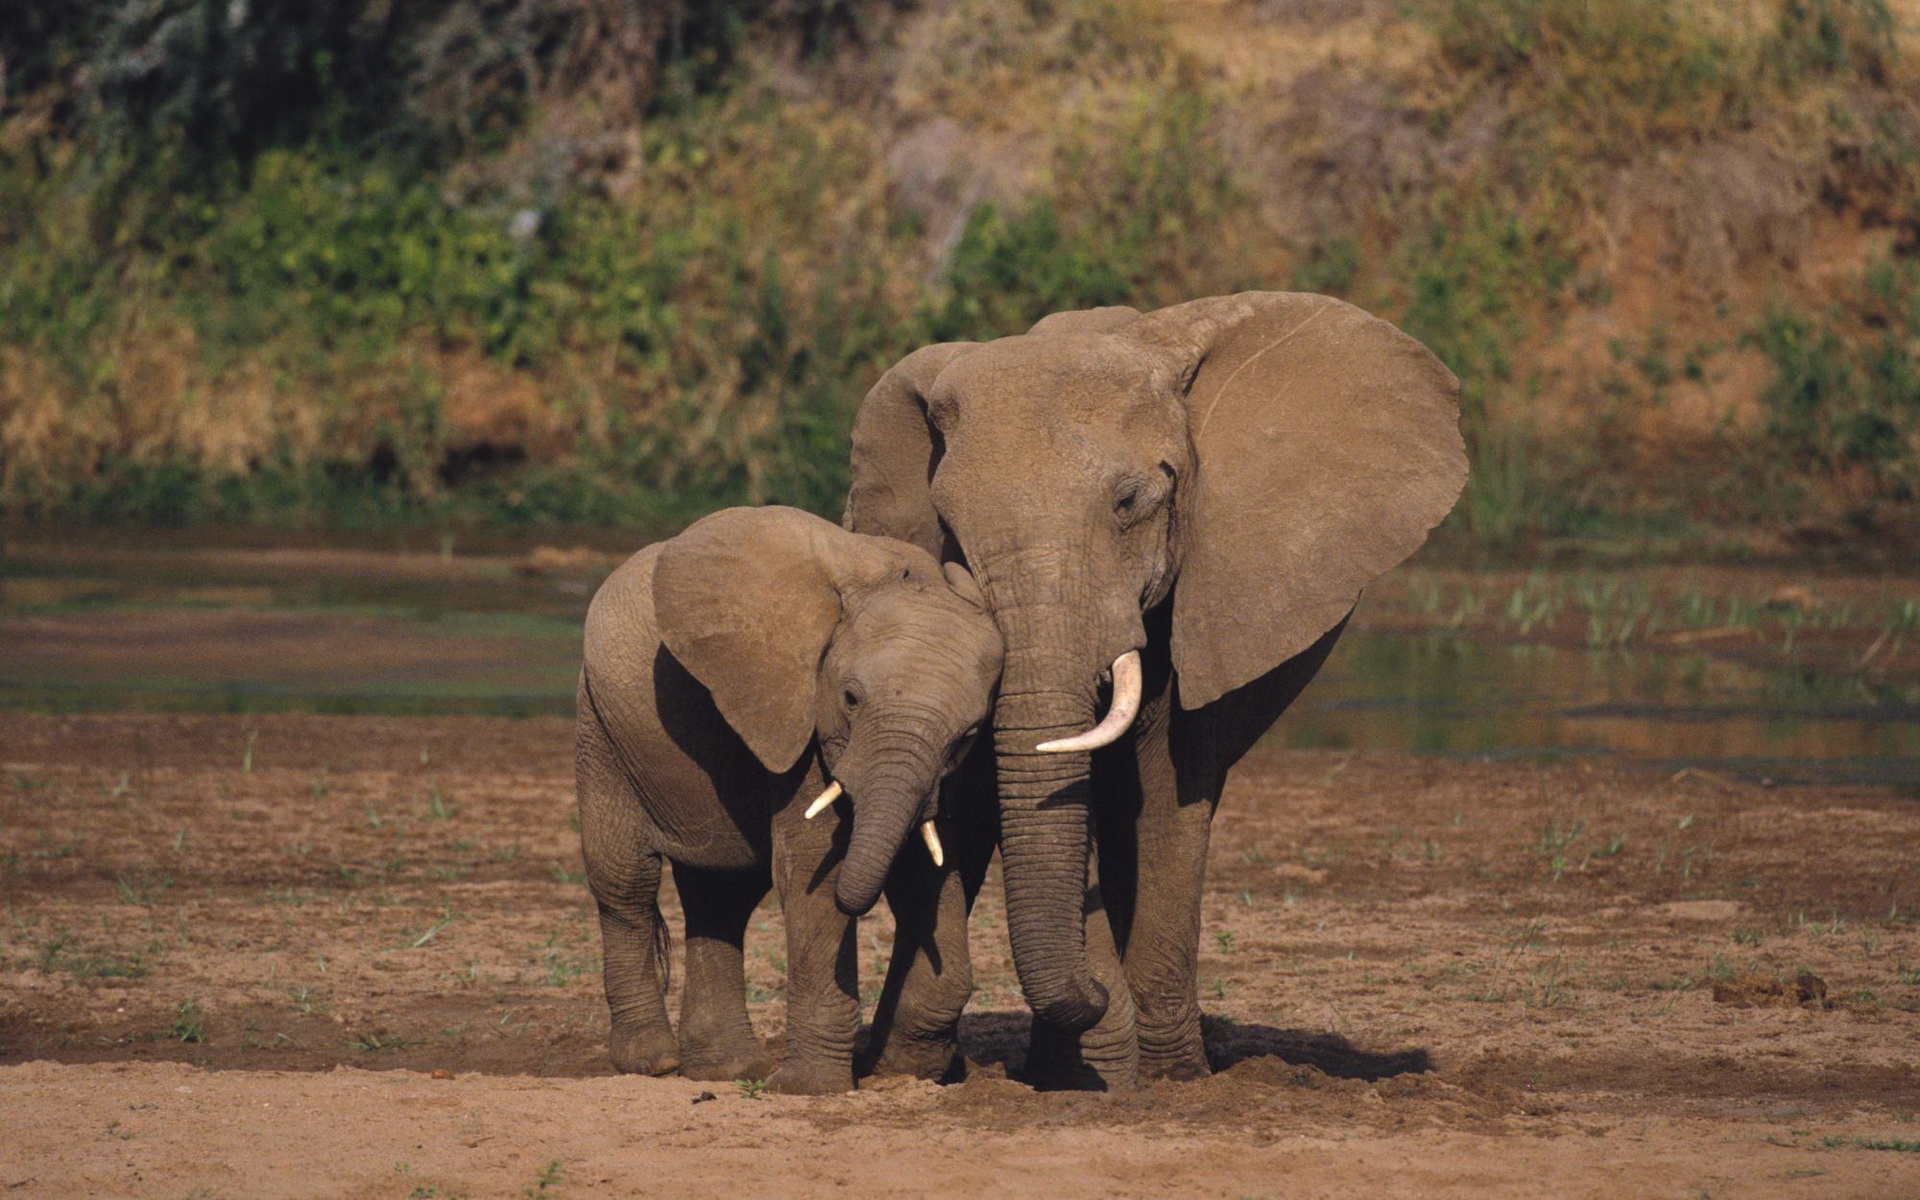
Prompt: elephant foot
<box><xmin>1138</xmin><ymin>1048</ymin><xmax>1212</xmax><ymax>1082</ymax></box>
<box><xmin>1138</xmin><ymin>1014</ymin><xmax>1210</xmax><ymax>1082</ymax></box>
<box><xmin>864</xmin><ymin>1031</ymin><xmax>960</xmax><ymax>1083</ymax></box>
<box><xmin>1022</xmin><ymin>1018</ymin><xmax>1138</xmax><ymax>1092</ymax></box>
<box><xmin>768</xmin><ymin>1057</ymin><xmax>855</xmax><ymax>1095</ymax></box>
<box><xmin>678</xmin><ymin>1041</ymin><xmax>774</xmax><ymax>1084</ymax></box>
<box><xmin>609</xmin><ymin>1024</ymin><xmax>680</xmax><ymax>1076</ymax></box>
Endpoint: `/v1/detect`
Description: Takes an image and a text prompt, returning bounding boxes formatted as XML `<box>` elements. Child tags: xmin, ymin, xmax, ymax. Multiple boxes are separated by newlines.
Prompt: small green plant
<box><xmin>116</xmin><ymin>872</ymin><xmax>174</xmax><ymax>905</ymax></box>
<box><xmin>539</xmin><ymin>947</ymin><xmax>591</xmax><ymax>987</ymax></box>
<box><xmin>526</xmin><ymin>1159</ymin><xmax>566</xmax><ymax>1196</ymax></box>
<box><xmin>349</xmin><ymin>1031</ymin><xmax>414</xmax><ymax>1052</ymax></box>
<box><xmin>289</xmin><ymin>985</ymin><xmax>328</xmax><ymax>1015</ymax></box>
<box><xmin>1536</xmin><ymin>818</ymin><xmax>1586</xmax><ymax>882</ymax></box>
<box><xmin>736</xmin><ymin>1078</ymin><xmax>769</xmax><ymax>1099</ymax></box>
<box><xmin>172</xmin><ymin>998</ymin><xmax>208</xmax><ymax>1044</ymax></box>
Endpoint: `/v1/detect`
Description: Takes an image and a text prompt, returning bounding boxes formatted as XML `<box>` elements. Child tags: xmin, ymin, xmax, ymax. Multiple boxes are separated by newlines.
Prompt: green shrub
<box><xmin>927</xmin><ymin>78</ymin><xmax>1242</xmax><ymax>341</ymax></box>
<box><xmin>1426</xmin><ymin>0</ymin><xmax>1755</xmax><ymax>158</ymax></box>
<box><xmin>1753</xmin><ymin>257</ymin><xmax>1920</xmax><ymax>512</ymax></box>
<box><xmin>1767</xmin><ymin>0</ymin><xmax>1897</xmax><ymax>85</ymax></box>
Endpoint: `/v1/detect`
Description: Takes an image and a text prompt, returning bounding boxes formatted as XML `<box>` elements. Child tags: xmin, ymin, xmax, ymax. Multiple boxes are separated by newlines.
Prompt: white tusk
<box><xmin>804</xmin><ymin>781</ymin><xmax>842</xmax><ymax>819</ymax></box>
<box><xmin>1035</xmin><ymin>650</ymin><xmax>1143</xmax><ymax>753</ymax></box>
<box><xmin>921</xmin><ymin>821</ymin><xmax>944</xmax><ymax>868</ymax></box>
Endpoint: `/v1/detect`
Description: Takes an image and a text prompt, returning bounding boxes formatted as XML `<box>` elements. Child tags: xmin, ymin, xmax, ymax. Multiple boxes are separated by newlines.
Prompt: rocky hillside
<box><xmin>2</xmin><ymin>0</ymin><xmax>1916</xmax><ymax>558</ymax></box>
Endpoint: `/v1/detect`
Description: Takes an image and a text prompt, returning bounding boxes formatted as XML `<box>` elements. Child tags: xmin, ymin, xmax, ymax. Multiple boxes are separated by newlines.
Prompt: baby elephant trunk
<box><xmin>833</xmin><ymin>752</ymin><xmax>939</xmax><ymax>917</ymax></box>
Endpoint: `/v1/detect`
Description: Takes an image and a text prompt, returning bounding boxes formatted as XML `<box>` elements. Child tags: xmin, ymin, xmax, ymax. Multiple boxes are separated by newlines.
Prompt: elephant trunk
<box><xmin>991</xmin><ymin>598</ymin><xmax>1112</xmax><ymax>1034</ymax></box>
<box><xmin>833</xmin><ymin>746</ymin><xmax>939</xmax><ymax>917</ymax></box>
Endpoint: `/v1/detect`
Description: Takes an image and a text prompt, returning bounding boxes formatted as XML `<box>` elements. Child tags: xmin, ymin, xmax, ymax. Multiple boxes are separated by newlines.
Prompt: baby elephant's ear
<box><xmin>654</xmin><ymin>507</ymin><xmax>890</xmax><ymax>773</ymax></box>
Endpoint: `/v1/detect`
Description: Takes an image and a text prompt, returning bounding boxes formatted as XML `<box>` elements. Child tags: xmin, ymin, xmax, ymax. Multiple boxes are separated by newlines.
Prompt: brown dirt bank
<box><xmin>2</xmin><ymin>713</ymin><xmax>1917</xmax><ymax>1196</ymax></box>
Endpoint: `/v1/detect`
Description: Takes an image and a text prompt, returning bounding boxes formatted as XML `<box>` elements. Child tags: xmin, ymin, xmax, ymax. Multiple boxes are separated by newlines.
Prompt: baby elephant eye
<box><xmin>842</xmin><ymin>687</ymin><xmax>861</xmax><ymax>710</ymax></box>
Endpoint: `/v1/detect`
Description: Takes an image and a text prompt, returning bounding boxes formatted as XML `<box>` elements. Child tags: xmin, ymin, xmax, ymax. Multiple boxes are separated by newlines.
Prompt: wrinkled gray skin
<box><xmin>576</xmin><ymin>506</ymin><xmax>1001</xmax><ymax>1095</ymax></box>
<box><xmin>845</xmin><ymin>293</ymin><xmax>1467</xmax><ymax>1088</ymax></box>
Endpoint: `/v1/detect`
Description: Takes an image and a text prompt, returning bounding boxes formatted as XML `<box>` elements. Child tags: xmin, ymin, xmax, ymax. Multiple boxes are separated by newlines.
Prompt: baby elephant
<box><xmin>575</xmin><ymin>505</ymin><xmax>1003</xmax><ymax>1094</ymax></box>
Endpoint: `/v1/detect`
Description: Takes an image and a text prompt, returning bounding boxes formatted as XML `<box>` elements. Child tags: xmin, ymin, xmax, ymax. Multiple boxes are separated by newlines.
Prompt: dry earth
<box><xmin>2</xmin><ymin>713</ymin><xmax>1917</xmax><ymax>1197</ymax></box>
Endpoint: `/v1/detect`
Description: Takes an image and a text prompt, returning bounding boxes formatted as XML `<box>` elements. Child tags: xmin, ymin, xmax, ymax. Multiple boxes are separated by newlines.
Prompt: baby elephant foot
<box><xmin>866</xmin><ymin>1033</ymin><xmax>960</xmax><ymax>1082</ymax></box>
<box><xmin>608</xmin><ymin>1024</ymin><xmax>679</xmax><ymax>1076</ymax></box>
<box><xmin>768</xmin><ymin>1057</ymin><xmax>855</xmax><ymax>1096</ymax></box>
<box><xmin>1024</xmin><ymin>1019</ymin><xmax>1139</xmax><ymax>1092</ymax></box>
<box><xmin>679</xmin><ymin>1043</ymin><xmax>774</xmax><ymax>1084</ymax></box>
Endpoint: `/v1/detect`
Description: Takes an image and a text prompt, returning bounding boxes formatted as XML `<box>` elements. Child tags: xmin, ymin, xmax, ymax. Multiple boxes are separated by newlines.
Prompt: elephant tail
<box><xmin>650</xmin><ymin>902</ymin><xmax>672</xmax><ymax>996</ymax></box>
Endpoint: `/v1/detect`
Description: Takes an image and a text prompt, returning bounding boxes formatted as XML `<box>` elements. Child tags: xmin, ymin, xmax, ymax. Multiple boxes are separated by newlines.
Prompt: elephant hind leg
<box><xmin>672</xmin><ymin>862</ymin><xmax>774</xmax><ymax>1082</ymax></box>
<box><xmin>578</xmin><ymin>710</ymin><xmax>678</xmax><ymax>1075</ymax></box>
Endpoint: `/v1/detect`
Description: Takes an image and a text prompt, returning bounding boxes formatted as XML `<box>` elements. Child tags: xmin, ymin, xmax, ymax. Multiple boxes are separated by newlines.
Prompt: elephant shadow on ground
<box><xmin>951</xmin><ymin>1011</ymin><xmax>1431</xmax><ymax>1084</ymax></box>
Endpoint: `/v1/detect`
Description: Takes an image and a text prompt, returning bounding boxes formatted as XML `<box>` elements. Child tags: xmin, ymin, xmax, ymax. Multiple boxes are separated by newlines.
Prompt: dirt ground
<box><xmin>2</xmin><ymin>713</ymin><xmax>1917</xmax><ymax>1197</ymax></box>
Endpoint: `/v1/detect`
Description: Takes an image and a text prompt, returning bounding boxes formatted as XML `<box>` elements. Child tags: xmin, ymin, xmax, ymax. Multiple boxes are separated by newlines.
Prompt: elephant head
<box><xmin>844</xmin><ymin>292</ymin><xmax>1466</xmax><ymax>1031</ymax></box>
<box><xmin>652</xmin><ymin>506</ymin><xmax>1002</xmax><ymax>915</ymax></box>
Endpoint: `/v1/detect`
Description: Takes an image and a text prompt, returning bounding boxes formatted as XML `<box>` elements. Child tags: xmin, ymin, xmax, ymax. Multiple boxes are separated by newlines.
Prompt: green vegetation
<box><xmin>171</xmin><ymin>997</ymin><xmax>207</xmax><ymax>1044</ymax></box>
<box><xmin>1</xmin><ymin>0</ymin><xmax>1916</xmax><ymax>553</ymax></box>
<box><xmin>1752</xmin><ymin>255</ymin><xmax>1920</xmax><ymax>524</ymax></box>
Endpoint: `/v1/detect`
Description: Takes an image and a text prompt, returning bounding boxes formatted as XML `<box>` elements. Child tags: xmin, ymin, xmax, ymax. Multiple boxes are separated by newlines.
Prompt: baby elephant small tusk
<box><xmin>803</xmin><ymin>781</ymin><xmax>842</xmax><ymax>820</ymax></box>
<box><xmin>921</xmin><ymin>821</ymin><xmax>944</xmax><ymax>867</ymax></box>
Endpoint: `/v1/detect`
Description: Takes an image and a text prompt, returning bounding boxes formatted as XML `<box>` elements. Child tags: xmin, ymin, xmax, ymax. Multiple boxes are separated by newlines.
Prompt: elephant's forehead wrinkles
<box><xmin>935</xmin><ymin>339</ymin><xmax>1171</xmax><ymax>423</ymax></box>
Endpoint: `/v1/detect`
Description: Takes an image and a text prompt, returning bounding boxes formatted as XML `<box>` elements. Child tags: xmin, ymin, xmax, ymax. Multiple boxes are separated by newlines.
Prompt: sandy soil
<box><xmin>2</xmin><ymin>713</ymin><xmax>1917</xmax><ymax>1197</ymax></box>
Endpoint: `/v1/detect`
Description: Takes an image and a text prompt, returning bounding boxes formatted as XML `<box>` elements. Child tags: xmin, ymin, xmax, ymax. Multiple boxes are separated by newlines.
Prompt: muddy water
<box><xmin>2</xmin><ymin>549</ymin><xmax>1915</xmax><ymax>791</ymax></box>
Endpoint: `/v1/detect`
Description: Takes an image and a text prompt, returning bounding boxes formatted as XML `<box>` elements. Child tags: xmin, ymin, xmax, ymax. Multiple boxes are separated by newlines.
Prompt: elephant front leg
<box><xmin>1023</xmin><ymin>845</ymin><xmax>1139</xmax><ymax>1091</ymax></box>
<box><xmin>863</xmin><ymin>849</ymin><xmax>972</xmax><ymax>1082</ymax></box>
<box><xmin>1115</xmin><ymin>721</ymin><xmax>1215</xmax><ymax>1082</ymax></box>
<box><xmin>766</xmin><ymin>804</ymin><xmax>861</xmax><ymax>1095</ymax></box>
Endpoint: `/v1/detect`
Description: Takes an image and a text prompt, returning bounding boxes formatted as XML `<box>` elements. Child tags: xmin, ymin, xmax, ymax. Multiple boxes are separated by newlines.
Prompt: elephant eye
<box><xmin>843</xmin><ymin>687</ymin><xmax>861</xmax><ymax>710</ymax></box>
<box><xmin>1114</xmin><ymin>478</ymin><xmax>1162</xmax><ymax>528</ymax></box>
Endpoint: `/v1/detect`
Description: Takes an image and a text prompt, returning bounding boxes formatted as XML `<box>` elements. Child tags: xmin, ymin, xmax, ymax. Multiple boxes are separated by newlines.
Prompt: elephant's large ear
<box><xmin>1130</xmin><ymin>292</ymin><xmax>1467</xmax><ymax>710</ymax></box>
<box><xmin>844</xmin><ymin>342</ymin><xmax>976</xmax><ymax>554</ymax></box>
<box><xmin>654</xmin><ymin>506</ymin><xmax>900</xmax><ymax>772</ymax></box>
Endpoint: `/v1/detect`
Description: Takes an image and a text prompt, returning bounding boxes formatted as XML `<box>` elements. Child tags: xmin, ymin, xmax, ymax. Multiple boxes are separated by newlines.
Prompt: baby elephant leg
<box><xmin>672</xmin><ymin>863</ymin><xmax>775</xmax><ymax>1082</ymax></box>
<box><xmin>577</xmin><ymin>717</ymin><xmax>677</xmax><ymax>1075</ymax></box>
<box><xmin>863</xmin><ymin>850</ymin><xmax>972</xmax><ymax>1082</ymax></box>
<box><xmin>767</xmin><ymin>804</ymin><xmax>860</xmax><ymax>1095</ymax></box>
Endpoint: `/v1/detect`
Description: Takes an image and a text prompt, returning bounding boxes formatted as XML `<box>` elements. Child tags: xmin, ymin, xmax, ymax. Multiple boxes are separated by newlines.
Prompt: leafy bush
<box><xmin>928</xmin><ymin>78</ymin><xmax>1241</xmax><ymax>340</ymax></box>
<box><xmin>1427</xmin><ymin>0</ymin><xmax>1756</xmax><ymax>158</ymax></box>
<box><xmin>1753</xmin><ymin>257</ymin><xmax>1920</xmax><ymax>513</ymax></box>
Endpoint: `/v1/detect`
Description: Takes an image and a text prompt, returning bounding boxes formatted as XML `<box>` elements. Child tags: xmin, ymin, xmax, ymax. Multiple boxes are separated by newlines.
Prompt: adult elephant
<box><xmin>845</xmin><ymin>292</ymin><xmax>1466</xmax><ymax>1088</ymax></box>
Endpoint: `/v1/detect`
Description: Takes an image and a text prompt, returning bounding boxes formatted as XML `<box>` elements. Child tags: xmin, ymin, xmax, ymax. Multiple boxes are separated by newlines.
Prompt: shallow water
<box><xmin>2</xmin><ymin>551</ymin><xmax>1914</xmax><ymax>791</ymax></box>
<box><xmin>1281</xmin><ymin>631</ymin><xmax>1920</xmax><ymax>792</ymax></box>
